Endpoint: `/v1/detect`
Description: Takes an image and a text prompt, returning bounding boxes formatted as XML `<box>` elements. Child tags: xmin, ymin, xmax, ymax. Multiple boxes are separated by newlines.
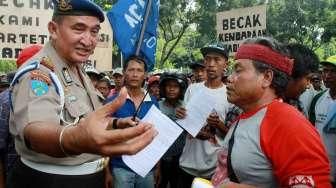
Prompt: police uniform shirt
<box><xmin>9</xmin><ymin>42</ymin><xmax>103</xmax><ymax>165</ymax></box>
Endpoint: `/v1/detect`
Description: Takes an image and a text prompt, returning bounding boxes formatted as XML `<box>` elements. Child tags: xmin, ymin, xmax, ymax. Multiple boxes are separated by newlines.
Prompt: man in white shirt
<box><xmin>310</xmin><ymin>55</ymin><xmax>336</xmax><ymax>186</ymax></box>
<box><xmin>176</xmin><ymin>43</ymin><xmax>231</xmax><ymax>188</ymax></box>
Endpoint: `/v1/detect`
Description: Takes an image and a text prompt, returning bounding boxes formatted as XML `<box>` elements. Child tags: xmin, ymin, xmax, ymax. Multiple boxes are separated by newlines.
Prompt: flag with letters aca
<box><xmin>107</xmin><ymin>0</ymin><xmax>160</xmax><ymax>71</ymax></box>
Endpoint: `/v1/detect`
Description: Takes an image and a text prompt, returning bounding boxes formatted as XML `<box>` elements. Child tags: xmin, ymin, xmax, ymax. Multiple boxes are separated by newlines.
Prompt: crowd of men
<box><xmin>0</xmin><ymin>0</ymin><xmax>335</xmax><ymax>188</ymax></box>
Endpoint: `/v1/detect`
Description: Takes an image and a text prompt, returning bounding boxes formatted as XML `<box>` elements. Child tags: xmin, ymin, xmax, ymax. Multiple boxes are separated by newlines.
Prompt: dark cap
<box><xmin>159</xmin><ymin>72</ymin><xmax>188</xmax><ymax>99</ymax></box>
<box><xmin>188</xmin><ymin>60</ymin><xmax>205</xmax><ymax>70</ymax></box>
<box><xmin>52</xmin><ymin>0</ymin><xmax>105</xmax><ymax>22</ymax></box>
<box><xmin>200</xmin><ymin>42</ymin><xmax>228</xmax><ymax>59</ymax></box>
<box><xmin>85</xmin><ymin>66</ymin><xmax>104</xmax><ymax>80</ymax></box>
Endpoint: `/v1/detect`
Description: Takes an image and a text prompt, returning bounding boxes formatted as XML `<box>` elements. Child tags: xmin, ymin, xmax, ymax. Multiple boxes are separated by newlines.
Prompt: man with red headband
<box><xmin>212</xmin><ymin>37</ymin><xmax>331</xmax><ymax>187</ymax></box>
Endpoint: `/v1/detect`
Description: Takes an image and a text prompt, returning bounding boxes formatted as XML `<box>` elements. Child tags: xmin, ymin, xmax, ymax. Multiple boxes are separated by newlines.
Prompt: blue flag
<box><xmin>107</xmin><ymin>0</ymin><xmax>160</xmax><ymax>71</ymax></box>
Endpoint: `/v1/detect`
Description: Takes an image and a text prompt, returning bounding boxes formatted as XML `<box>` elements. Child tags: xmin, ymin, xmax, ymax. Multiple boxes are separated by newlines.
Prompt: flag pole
<box><xmin>135</xmin><ymin>0</ymin><xmax>153</xmax><ymax>56</ymax></box>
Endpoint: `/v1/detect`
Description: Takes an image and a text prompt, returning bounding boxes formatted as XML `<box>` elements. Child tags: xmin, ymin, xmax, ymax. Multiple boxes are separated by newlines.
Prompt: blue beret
<box><xmin>53</xmin><ymin>0</ymin><xmax>105</xmax><ymax>22</ymax></box>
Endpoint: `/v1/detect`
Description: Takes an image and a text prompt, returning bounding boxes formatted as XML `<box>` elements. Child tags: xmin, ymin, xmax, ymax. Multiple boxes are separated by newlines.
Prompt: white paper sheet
<box><xmin>122</xmin><ymin>105</ymin><xmax>183</xmax><ymax>177</ymax></box>
<box><xmin>176</xmin><ymin>91</ymin><xmax>216</xmax><ymax>137</ymax></box>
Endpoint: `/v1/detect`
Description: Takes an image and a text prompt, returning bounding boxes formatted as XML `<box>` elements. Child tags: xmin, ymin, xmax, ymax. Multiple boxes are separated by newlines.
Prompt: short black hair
<box><xmin>51</xmin><ymin>14</ymin><xmax>65</xmax><ymax>23</ymax></box>
<box><xmin>123</xmin><ymin>55</ymin><xmax>148</xmax><ymax>72</ymax></box>
<box><xmin>243</xmin><ymin>37</ymin><xmax>291</xmax><ymax>97</ymax></box>
<box><xmin>286</xmin><ymin>43</ymin><xmax>319</xmax><ymax>79</ymax></box>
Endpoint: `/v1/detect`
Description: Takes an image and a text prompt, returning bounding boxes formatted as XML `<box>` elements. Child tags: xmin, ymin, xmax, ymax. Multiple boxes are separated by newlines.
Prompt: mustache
<box><xmin>76</xmin><ymin>46</ymin><xmax>94</xmax><ymax>54</ymax></box>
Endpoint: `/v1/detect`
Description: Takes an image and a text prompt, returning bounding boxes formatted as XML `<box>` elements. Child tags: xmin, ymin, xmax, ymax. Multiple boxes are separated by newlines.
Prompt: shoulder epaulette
<box><xmin>30</xmin><ymin>70</ymin><xmax>52</xmax><ymax>85</ymax></box>
<box><xmin>40</xmin><ymin>57</ymin><xmax>55</xmax><ymax>71</ymax></box>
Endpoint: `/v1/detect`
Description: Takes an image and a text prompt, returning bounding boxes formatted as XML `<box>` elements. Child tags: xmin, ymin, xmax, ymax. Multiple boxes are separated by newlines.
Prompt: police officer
<box><xmin>7</xmin><ymin>0</ymin><xmax>156</xmax><ymax>187</ymax></box>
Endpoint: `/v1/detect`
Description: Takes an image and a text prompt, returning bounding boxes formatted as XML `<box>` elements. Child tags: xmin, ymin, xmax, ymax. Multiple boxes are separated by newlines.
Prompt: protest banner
<box><xmin>216</xmin><ymin>5</ymin><xmax>267</xmax><ymax>55</ymax></box>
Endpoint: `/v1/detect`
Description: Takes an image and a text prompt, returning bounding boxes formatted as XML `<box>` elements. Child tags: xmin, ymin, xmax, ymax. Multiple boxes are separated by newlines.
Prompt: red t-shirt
<box><xmin>214</xmin><ymin>100</ymin><xmax>331</xmax><ymax>187</ymax></box>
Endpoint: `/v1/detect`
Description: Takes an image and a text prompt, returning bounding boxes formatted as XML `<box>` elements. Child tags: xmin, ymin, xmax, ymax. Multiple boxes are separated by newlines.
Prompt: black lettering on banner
<box><xmin>19</xmin><ymin>34</ymin><xmax>28</xmax><ymax>43</ymax></box>
<box><xmin>218</xmin><ymin>33</ymin><xmax>223</xmax><ymax>41</ymax></box>
<box><xmin>222</xmin><ymin>19</ymin><xmax>228</xmax><ymax>30</ymax></box>
<box><xmin>1</xmin><ymin>15</ymin><xmax>40</xmax><ymax>26</ymax></box>
<box><xmin>9</xmin><ymin>15</ymin><xmax>18</xmax><ymax>25</ymax></box>
<box><xmin>99</xmin><ymin>34</ymin><xmax>109</xmax><ymax>43</ymax></box>
<box><xmin>2</xmin><ymin>47</ymin><xmax>13</xmax><ymax>58</ymax></box>
<box><xmin>7</xmin><ymin>33</ymin><xmax>16</xmax><ymax>43</ymax></box>
<box><xmin>38</xmin><ymin>35</ymin><xmax>48</xmax><ymax>44</ymax></box>
<box><xmin>22</xmin><ymin>16</ymin><xmax>33</xmax><ymax>26</ymax></box>
<box><xmin>230</xmin><ymin>18</ymin><xmax>235</xmax><ymax>29</ymax></box>
<box><xmin>252</xmin><ymin>30</ymin><xmax>256</xmax><ymax>38</ymax></box>
<box><xmin>245</xmin><ymin>16</ymin><xmax>252</xmax><ymax>28</ymax></box>
<box><xmin>258</xmin><ymin>29</ymin><xmax>266</xmax><ymax>36</ymax></box>
<box><xmin>14</xmin><ymin>0</ymin><xmax>24</xmax><ymax>7</ymax></box>
<box><xmin>241</xmin><ymin>31</ymin><xmax>246</xmax><ymax>39</ymax></box>
<box><xmin>237</xmin><ymin>17</ymin><xmax>244</xmax><ymax>29</ymax></box>
<box><xmin>30</xmin><ymin>0</ymin><xmax>40</xmax><ymax>9</ymax></box>
<box><xmin>236</xmin><ymin>32</ymin><xmax>241</xmax><ymax>40</ymax></box>
<box><xmin>224</xmin><ymin>44</ymin><xmax>240</xmax><ymax>54</ymax></box>
<box><xmin>247</xmin><ymin>31</ymin><xmax>251</xmax><ymax>38</ymax></box>
<box><xmin>218</xmin><ymin>29</ymin><xmax>267</xmax><ymax>43</ymax></box>
<box><xmin>233</xmin><ymin>44</ymin><xmax>239</xmax><ymax>52</ymax></box>
<box><xmin>0</xmin><ymin>47</ymin><xmax>22</xmax><ymax>58</ymax></box>
<box><xmin>0</xmin><ymin>33</ymin><xmax>49</xmax><ymax>45</ymax></box>
<box><xmin>44</xmin><ymin>0</ymin><xmax>53</xmax><ymax>10</ymax></box>
<box><xmin>0</xmin><ymin>0</ymin><xmax>8</xmax><ymax>6</ymax></box>
<box><xmin>0</xmin><ymin>15</ymin><xmax>4</xmax><ymax>24</ymax></box>
<box><xmin>30</xmin><ymin>35</ymin><xmax>37</xmax><ymax>44</ymax></box>
<box><xmin>86</xmin><ymin>60</ymin><xmax>97</xmax><ymax>68</ymax></box>
<box><xmin>36</xmin><ymin>17</ymin><xmax>39</xmax><ymax>26</ymax></box>
<box><xmin>0</xmin><ymin>33</ymin><xmax>4</xmax><ymax>42</ymax></box>
<box><xmin>253</xmin><ymin>14</ymin><xmax>262</xmax><ymax>27</ymax></box>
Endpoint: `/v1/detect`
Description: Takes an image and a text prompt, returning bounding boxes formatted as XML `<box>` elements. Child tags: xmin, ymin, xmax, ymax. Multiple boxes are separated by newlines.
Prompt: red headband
<box><xmin>235</xmin><ymin>44</ymin><xmax>294</xmax><ymax>75</ymax></box>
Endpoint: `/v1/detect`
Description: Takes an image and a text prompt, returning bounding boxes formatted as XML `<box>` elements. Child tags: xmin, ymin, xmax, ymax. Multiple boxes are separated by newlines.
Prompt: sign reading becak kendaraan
<box><xmin>0</xmin><ymin>0</ymin><xmax>113</xmax><ymax>71</ymax></box>
<box><xmin>216</xmin><ymin>5</ymin><xmax>267</xmax><ymax>55</ymax></box>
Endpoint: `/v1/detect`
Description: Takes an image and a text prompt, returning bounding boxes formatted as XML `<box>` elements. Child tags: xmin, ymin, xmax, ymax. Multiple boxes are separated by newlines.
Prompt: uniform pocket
<box><xmin>64</xmin><ymin>95</ymin><xmax>91</xmax><ymax>118</ymax></box>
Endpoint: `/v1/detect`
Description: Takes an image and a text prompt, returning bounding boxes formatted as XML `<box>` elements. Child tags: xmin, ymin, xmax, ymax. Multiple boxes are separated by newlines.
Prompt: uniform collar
<box><xmin>44</xmin><ymin>42</ymin><xmax>85</xmax><ymax>88</ymax></box>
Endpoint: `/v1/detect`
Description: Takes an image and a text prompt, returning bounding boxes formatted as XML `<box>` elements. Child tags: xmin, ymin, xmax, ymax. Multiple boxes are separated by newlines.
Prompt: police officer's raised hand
<box><xmin>62</xmin><ymin>87</ymin><xmax>157</xmax><ymax>156</ymax></box>
<box><xmin>24</xmin><ymin>87</ymin><xmax>157</xmax><ymax>157</ymax></box>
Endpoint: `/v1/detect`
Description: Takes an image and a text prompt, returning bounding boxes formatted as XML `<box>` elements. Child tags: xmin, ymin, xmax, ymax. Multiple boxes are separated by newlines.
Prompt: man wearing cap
<box><xmin>176</xmin><ymin>42</ymin><xmax>231</xmax><ymax>187</ymax></box>
<box><xmin>85</xmin><ymin>66</ymin><xmax>104</xmax><ymax>88</ymax></box>
<box><xmin>213</xmin><ymin>37</ymin><xmax>330</xmax><ymax>187</ymax></box>
<box><xmin>189</xmin><ymin>60</ymin><xmax>207</xmax><ymax>83</ymax></box>
<box><xmin>308</xmin><ymin>55</ymin><xmax>336</xmax><ymax>186</ymax></box>
<box><xmin>7</xmin><ymin>1</ymin><xmax>156</xmax><ymax>187</ymax></box>
<box><xmin>109</xmin><ymin>68</ymin><xmax>124</xmax><ymax>97</ymax></box>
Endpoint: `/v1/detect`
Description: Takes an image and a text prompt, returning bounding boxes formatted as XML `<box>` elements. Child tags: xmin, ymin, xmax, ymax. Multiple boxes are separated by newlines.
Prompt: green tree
<box><xmin>156</xmin><ymin>0</ymin><xmax>200</xmax><ymax>69</ymax></box>
<box><xmin>0</xmin><ymin>60</ymin><xmax>16</xmax><ymax>73</ymax></box>
<box><xmin>93</xmin><ymin>0</ymin><xmax>116</xmax><ymax>11</ymax></box>
<box><xmin>267</xmin><ymin>0</ymin><xmax>335</xmax><ymax>51</ymax></box>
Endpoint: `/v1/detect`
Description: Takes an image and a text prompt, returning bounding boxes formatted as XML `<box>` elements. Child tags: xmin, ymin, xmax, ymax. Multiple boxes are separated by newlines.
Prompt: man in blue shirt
<box><xmin>105</xmin><ymin>56</ymin><xmax>159</xmax><ymax>188</ymax></box>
